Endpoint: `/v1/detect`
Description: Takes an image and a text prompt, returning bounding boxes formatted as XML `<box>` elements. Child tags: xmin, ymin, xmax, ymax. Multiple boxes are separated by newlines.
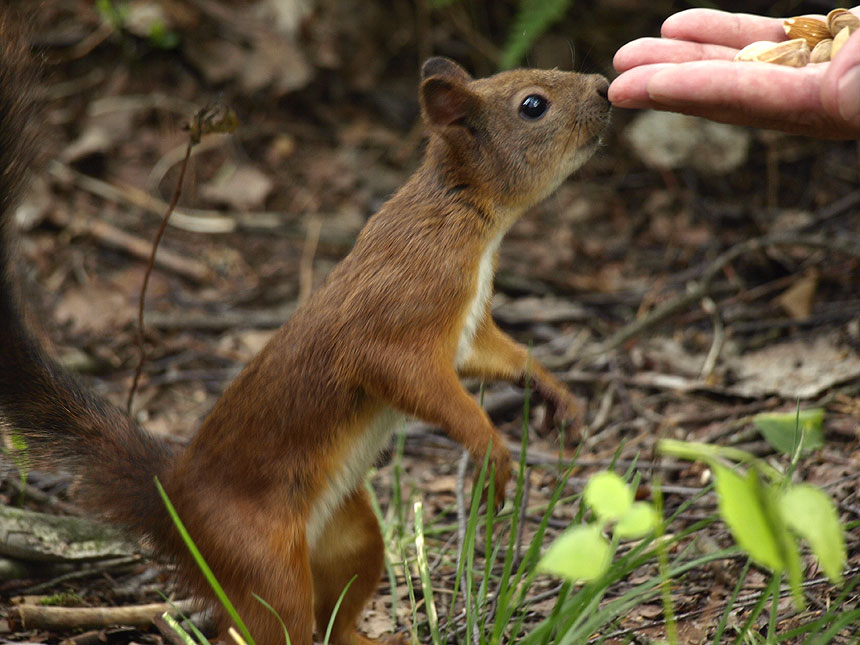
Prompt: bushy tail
<box><xmin>0</xmin><ymin>11</ymin><xmax>174</xmax><ymax>538</ymax></box>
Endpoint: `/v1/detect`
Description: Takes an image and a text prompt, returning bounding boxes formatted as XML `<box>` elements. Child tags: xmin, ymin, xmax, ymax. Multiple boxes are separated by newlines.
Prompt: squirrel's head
<box><xmin>419</xmin><ymin>57</ymin><xmax>610</xmax><ymax>213</ymax></box>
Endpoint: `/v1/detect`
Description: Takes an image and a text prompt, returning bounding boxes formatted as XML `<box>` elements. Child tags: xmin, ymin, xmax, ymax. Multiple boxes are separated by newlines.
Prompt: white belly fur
<box><xmin>306</xmin><ymin>231</ymin><xmax>504</xmax><ymax>544</ymax></box>
<box><xmin>306</xmin><ymin>407</ymin><xmax>403</xmax><ymax>546</ymax></box>
<box><xmin>456</xmin><ymin>231</ymin><xmax>504</xmax><ymax>368</ymax></box>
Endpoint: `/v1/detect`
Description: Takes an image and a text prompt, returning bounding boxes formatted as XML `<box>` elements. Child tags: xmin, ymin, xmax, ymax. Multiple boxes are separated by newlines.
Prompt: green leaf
<box><xmin>780</xmin><ymin>484</ymin><xmax>846</xmax><ymax>584</ymax></box>
<box><xmin>614</xmin><ymin>502</ymin><xmax>658</xmax><ymax>539</ymax></box>
<box><xmin>712</xmin><ymin>464</ymin><xmax>785</xmax><ymax>572</ymax></box>
<box><xmin>537</xmin><ymin>524</ymin><xmax>610</xmax><ymax>582</ymax></box>
<box><xmin>584</xmin><ymin>471</ymin><xmax>633</xmax><ymax>521</ymax></box>
<box><xmin>753</xmin><ymin>409</ymin><xmax>824</xmax><ymax>456</ymax></box>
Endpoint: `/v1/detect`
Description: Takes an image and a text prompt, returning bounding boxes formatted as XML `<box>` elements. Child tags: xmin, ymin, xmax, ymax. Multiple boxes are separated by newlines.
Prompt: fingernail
<box><xmin>837</xmin><ymin>65</ymin><xmax>860</xmax><ymax>123</ymax></box>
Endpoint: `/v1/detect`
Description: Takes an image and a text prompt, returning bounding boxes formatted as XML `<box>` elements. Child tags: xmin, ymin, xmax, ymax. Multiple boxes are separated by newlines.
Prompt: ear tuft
<box><xmin>420</xmin><ymin>77</ymin><xmax>476</xmax><ymax>128</ymax></box>
<box><xmin>420</xmin><ymin>57</ymin><xmax>472</xmax><ymax>84</ymax></box>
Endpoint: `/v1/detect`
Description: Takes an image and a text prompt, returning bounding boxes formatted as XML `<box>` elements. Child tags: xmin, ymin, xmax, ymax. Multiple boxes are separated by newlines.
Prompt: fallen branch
<box><xmin>143</xmin><ymin>303</ymin><xmax>295</xmax><ymax>331</ymax></box>
<box><xmin>48</xmin><ymin>160</ymin><xmax>360</xmax><ymax>249</ymax></box>
<box><xmin>11</xmin><ymin>599</ymin><xmax>196</xmax><ymax>631</ymax></box>
<box><xmin>56</xmin><ymin>212</ymin><xmax>212</xmax><ymax>283</ymax></box>
<box><xmin>48</xmin><ymin>160</ymin><xmax>238</xmax><ymax>234</ymax></box>
<box><xmin>0</xmin><ymin>504</ymin><xmax>135</xmax><ymax>562</ymax></box>
<box><xmin>590</xmin><ymin>233</ymin><xmax>860</xmax><ymax>357</ymax></box>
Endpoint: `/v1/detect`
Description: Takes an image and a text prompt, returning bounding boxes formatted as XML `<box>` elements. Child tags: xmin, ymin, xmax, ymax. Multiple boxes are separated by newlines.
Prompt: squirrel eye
<box><xmin>519</xmin><ymin>94</ymin><xmax>549</xmax><ymax>120</ymax></box>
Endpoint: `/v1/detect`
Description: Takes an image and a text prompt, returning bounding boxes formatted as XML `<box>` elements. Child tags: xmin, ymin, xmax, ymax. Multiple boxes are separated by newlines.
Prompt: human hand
<box><xmin>608</xmin><ymin>8</ymin><xmax>860</xmax><ymax>139</ymax></box>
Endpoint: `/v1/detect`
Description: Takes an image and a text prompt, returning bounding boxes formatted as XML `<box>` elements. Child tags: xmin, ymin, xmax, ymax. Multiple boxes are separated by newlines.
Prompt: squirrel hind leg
<box><xmin>178</xmin><ymin>505</ymin><xmax>316</xmax><ymax>645</ymax></box>
<box><xmin>310</xmin><ymin>487</ymin><xmax>388</xmax><ymax>645</ymax></box>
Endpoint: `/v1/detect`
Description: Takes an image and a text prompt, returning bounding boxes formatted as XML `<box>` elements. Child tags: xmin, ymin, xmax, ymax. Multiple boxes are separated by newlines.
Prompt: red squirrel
<box><xmin>0</xmin><ymin>16</ymin><xmax>610</xmax><ymax>645</ymax></box>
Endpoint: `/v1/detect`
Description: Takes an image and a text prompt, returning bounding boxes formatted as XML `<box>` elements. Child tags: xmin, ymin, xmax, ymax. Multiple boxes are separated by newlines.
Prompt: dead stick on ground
<box><xmin>48</xmin><ymin>160</ymin><xmax>237</xmax><ymax>234</ymax></box>
<box><xmin>46</xmin><ymin>209</ymin><xmax>211</xmax><ymax>283</ymax></box>
<box><xmin>12</xmin><ymin>599</ymin><xmax>196</xmax><ymax>631</ymax></box>
<box><xmin>81</xmin><ymin>215</ymin><xmax>211</xmax><ymax>283</ymax></box>
<box><xmin>589</xmin><ymin>233</ymin><xmax>860</xmax><ymax>358</ymax></box>
<box><xmin>153</xmin><ymin>614</ymin><xmax>191</xmax><ymax>645</ymax></box>
<box><xmin>699</xmin><ymin>296</ymin><xmax>724</xmax><ymax>380</ymax></box>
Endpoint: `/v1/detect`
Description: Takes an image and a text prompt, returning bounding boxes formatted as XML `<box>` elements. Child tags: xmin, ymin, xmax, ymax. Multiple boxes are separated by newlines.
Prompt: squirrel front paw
<box><xmin>474</xmin><ymin>441</ymin><xmax>511</xmax><ymax>511</ymax></box>
<box><xmin>540</xmin><ymin>389</ymin><xmax>585</xmax><ymax>438</ymax></box>
<box><xmin>490</xmin><ymin>445</ymin><xmax>511</xmax><ymax>510</ymax></box>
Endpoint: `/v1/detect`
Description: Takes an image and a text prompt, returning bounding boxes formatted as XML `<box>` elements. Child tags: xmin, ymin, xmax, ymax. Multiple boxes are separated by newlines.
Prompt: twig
<box><xmin>804</xmin><ymin>186</ymin><xmax>860</xmax><ymax>225</ymax></box>
<box><xmin>699</xmin><ymin>297</ymin><xmax>724</xmax><ymax>381</ymax></box>
<box><xmin>48</xmin><ymin>161</ymin><xmax>237</xmax><ymax>234</ymax></box>
<box><xmin>5</xmin><ymin>476</ymin><xmax>82</xmax><ymax>516</ymax></box>
<box><xmin>589</xmin><ymin>233</ymin><xmax>860</xmax><ymax>357</ymax></box>
<box><xmin>54</xmin><ymin>211</ymin><xmax>212</xmax><ymax>283</ymax></box>
<box><xmin>61</xmin><ymin>628</ymin><xmax>131</xmax><ymax>645</ymax></box>
<box><xmin>90</xmin><ymin>93</ymin><xmax>199</xmax><ymax>120</ymax></box>
<box><xmin>146</xmin><ymin>133</ymin><xmax>230</xmax><ymax>194</ymax></box>
<box><xmin>142</xmin><ymin>303</ymin><xmax>295</xmax><ymax>331</ymax></box>
<box><xmin>127</xmin><ymin>138</ymin><xmax>193</xmax><ymax>414</ymax></box>
<box><xmin>11</xmin><ymin>599</ymin><xmax>196</xmax><ymax>631</ymax></box>
<box><xmin>50</xmin><ymin>21</ymin><xmax>113</xmax><ymax>63</ymax></box>
<box><xmin>153</xmin><ymin>613</ymin><xmax>195</xmax><ymax>645</ymax></box>
<box><xmin>22</xmin><ymin>556</ymin><xmax>141</xmax><ymax>594</ymax></box>
<box><xmin>589</xmin><ymin>382</ymin><xmax>616</xmax><ymax>433</ymax></box>
<box><xmin>602</xmin><ymin>567</ymin><xmax>860</xmax><ymax>642</ymax></box>
<box><xmin>665</xmin><ymin>398</ymin><xmax>780</xmax><ymax>429</ymax></box>
<box><xmin>49</xmin><ymin>160</ymin><xmax>358</xmax><ymax>243</ymax></box>
<box><xmin>127</xmin><ymin>104</ymin><xmax>238</xmax><ymax>413</ymax></box>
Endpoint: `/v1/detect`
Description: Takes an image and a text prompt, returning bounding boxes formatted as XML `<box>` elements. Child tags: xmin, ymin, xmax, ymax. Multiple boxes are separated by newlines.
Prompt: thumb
<box><xmin>822</xmin><ymin>27</ymin><xmax>860</xmax><ymax>135</ymax></box>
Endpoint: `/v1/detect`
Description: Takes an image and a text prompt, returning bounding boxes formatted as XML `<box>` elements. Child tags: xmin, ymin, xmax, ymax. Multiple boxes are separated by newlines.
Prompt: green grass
<box><xmin>374</xmin><ymin>406</ymin><xmax>856</xmax><ymax>643</ymax></box>
<box><xmin>155</xmin><ymin>401</ymin><xmax>857</xmax><ymax>644</ymax></box>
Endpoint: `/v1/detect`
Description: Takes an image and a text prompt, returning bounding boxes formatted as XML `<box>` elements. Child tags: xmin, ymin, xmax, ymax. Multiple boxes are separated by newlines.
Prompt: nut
<box><xmin>826</xmin><ymin>9</ymin><xmax>860</xmax><ymax>37</ymax></box>
<box><xmin>810</xmin><ymin>38</ymin><xmax>833</xmax><ymax>63</ymax></box>
<box><xmin>831</xmin><ymin>26</ymin><xmax>852</xmax><ymax>60</ymax></box>
<box><xmin>734</xmin><ymin>39</ymin><xmax>811</xmax><ymax>67</ymax></box>
<box><xmin>783</xmin><ymin>17</ymin><xmax>831</xmax><ymax>47</ymax></box>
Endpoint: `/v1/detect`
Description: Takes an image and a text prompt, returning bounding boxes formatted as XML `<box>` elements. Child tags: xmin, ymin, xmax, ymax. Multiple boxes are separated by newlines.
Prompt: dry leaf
<box><xmin>728</xmin><ymin>335</ymin><xmax>860</xmax><ymax>399</ymax></box>
<box><xmin>240</xmin><ymin>31</ymin><xmax>312</xmax><ymax>95</ymax></box>
<box><xmin>200</xmin><ymin>165</ymin><xmax>274</xmax><ymax>210</ymax></box>
<box><xmin>776</xmin><ymin>268</ymin><xmax>819</xmax><ymax>319</ymax></box>
<box><xmin>55</xmin><ymin>285</ymin><xmax>133</xmax><ymax>335</ymax></box>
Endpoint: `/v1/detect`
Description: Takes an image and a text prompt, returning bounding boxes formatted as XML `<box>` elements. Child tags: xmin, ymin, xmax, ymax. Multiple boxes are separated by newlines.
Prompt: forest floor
<box><xmin>1</xmin><ymin>1</ymin><xmax>859</xmax><ymax>643</ymax></box>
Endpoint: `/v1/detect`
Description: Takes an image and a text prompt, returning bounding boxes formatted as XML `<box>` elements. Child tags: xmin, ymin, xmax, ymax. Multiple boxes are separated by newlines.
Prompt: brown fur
<box><xmin>0</xmin><ymin>22</ymin><xmax>609</xmax><ymax>645</ymax></box>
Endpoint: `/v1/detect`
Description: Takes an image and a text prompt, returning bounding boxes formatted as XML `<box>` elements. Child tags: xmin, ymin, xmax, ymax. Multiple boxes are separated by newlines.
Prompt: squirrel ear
<box><xmin>420</xmin><ymin>77</ymin><xmax>477</xmax><ymax>128</ymax></box>
<box><xmin>420</xmin><ymin>57</ymin><xmax>472</xmax><ymax>84</ymax></box>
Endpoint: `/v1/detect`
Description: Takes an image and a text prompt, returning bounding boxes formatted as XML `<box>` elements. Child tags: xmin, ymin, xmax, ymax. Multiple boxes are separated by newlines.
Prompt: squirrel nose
<box><xmin>595</xmin><ymin>78</ymin><xmax>609</xmax><ymax>101</ymax></box>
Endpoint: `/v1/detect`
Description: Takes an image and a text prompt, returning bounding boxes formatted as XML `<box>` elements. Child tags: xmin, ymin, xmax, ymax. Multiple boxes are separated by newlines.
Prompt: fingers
<box><xmin>613</xmin><ymin>10</ymin><xmax>791</xmax><ymax>74</ymax></box>
<box><xmin>614</xmin><ymin>38</ymin><xmax>737</xmax><ymax>72</ymax></box>
<box><xmin>611</xmin><ymin>18</ymin><xmax>860</xmax><ymax>138</ymax></box>
<box><xmin>646</xmin><ymin>60</ymin><xmax>824</xmax><ymax>115</ymax></box>
<box><xmin>644</xmin><ymin>60</ymin><xmax>850</xmax><ymax>137</ymax></box>
<box><xmin>608</xmin><ymin>63</ymin><xmax>674</xmax><ymax>108</ymax></box>
<box><xmin>609</xmin><ymin>59</ymin><xmax>852</xmax><ymax>137</ymax></box>
<box><xmin>822</xmin><ymin>28</ymin><xmax>860</xmax><ymax>129</ymax></box>
<box><xmin>660</xmin><ymin>9</ymin><xmax>786</xmax><ymax>47</ymax></box>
